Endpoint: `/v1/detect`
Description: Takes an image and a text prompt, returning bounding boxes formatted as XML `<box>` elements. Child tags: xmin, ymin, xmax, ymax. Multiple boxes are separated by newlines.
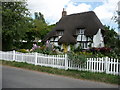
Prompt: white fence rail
<box><xmin>0</xmin><ymin>50</ymin><xmax>119</xmax><ymax>75</ymax></box>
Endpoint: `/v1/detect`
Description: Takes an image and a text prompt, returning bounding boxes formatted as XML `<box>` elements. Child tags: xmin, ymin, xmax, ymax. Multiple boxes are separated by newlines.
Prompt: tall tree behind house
<box><xmin>34</xmin><ymin>12</ymin><xmax>45</xmax><ymax>23</ymax></box>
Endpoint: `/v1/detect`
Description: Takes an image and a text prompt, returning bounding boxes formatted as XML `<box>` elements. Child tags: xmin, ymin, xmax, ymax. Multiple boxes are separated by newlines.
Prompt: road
<box><xmin>2</xmin><ymin>65</ymin><xmax>119</xmax><ymax>88</ymax></box>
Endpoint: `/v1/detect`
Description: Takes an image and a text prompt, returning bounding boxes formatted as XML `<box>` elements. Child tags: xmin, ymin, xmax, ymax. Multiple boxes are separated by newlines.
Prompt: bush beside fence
<box><xmin>0</xmin><ymin>50</ymin><xmax>119</xmax><ymax>75</ymax></box>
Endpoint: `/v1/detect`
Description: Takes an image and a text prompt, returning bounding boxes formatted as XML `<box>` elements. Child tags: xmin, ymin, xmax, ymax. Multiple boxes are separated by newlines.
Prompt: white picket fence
<box><xmin>0</xmin><ymin>50</ymin><xmax>119</xmax><ymax>75</ymax></box>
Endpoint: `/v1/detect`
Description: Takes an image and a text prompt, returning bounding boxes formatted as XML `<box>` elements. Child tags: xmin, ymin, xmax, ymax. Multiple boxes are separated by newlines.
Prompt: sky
<box><xmin>27</xmin><ymin>0</ymin><xmax>119</xmax><ymax>32</ymax></box>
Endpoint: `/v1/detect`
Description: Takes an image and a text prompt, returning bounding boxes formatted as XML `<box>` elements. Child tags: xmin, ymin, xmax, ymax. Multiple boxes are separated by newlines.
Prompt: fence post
<box><xmin>13</xmin><ymin>50</ymin><xmax>15</xmax><ymax>61</ymax></box>
<box><xmin>65</xmin><ymin>54</ymin><xmax>68</xmax><ymax>70</ymax></box>
<box><xmin>35</xmin><ymin>52</ymin><xmax>38</xmax><ymax>65</ymax></box>
<box><xmin>105</xmin><ymin>57</ymin><xmax>108</xmax><ymax>74</ymax></box>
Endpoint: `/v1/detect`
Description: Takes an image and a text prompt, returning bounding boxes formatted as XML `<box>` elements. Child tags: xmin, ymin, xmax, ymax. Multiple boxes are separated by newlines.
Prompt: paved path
<box><xmin>2</xmin><ymin>65</ymin><xmax>119</xmax><ymax>88</ymax></box>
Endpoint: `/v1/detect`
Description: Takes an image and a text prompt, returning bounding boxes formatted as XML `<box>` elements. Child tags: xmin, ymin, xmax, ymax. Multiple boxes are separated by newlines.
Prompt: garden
<box><xmin>16</xmin><ymin>39</ymin><xmax>120</xmax><ymax>65</ymax></box>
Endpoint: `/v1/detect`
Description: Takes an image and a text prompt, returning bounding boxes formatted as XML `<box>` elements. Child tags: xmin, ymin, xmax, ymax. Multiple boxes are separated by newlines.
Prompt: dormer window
<box><xmin>80</xmin><ymin>29</ymin><xmax>84</xmax><ymax>34</ymax></box>
<box><xmin>76</xmin><ymin>29</ymin><xmax>85</xmax><ymax>35</ymax></box>
<box><xmin>57</xmin><ymin>30</ymin><xmax>64</xmax><ymax>36</ymax></box>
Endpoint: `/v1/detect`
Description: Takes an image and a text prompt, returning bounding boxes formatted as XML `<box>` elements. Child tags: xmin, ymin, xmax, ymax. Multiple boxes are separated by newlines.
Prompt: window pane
<box><xmin>58</xmin><ymin>31</ymin><xmax>64</xmax><ymax>36</ymax></box>
<box><xmin>80</xmin><ymin>29</ymin><xmax>84</xmax><ymax>34</ymax></box>
<box><xmin>82</xmin><ymin>35</ymin><xmax>86</xmax><ymax>41</ymax></box>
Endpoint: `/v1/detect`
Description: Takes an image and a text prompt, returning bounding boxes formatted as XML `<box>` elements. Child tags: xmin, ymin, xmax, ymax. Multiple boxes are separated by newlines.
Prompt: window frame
<box><xmin>57</xmin><ymin>30</ymin><xmax>64</xmax><ymax>36</ymax></box>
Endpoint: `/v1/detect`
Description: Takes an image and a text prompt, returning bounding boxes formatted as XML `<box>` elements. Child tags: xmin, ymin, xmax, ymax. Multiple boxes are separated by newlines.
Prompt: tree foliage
<box><xmin>2</xmin><ymin>2</ymin><xmax>31</xmax><ymax>50</ymax></box>
<box><xmin>34</xmin><ymin>12</ymin><xmax>45</xmax><ymax>23</ymax></box>
<box><xmin>28</xmin><ymin>12</ymin><xmax>55</xmax><ymax>40</ymax></box>
<box><xmin>2</xmin><ymin>1</ymin><xmax>56</xmax><ymax>50</ymax></box>
<box><xmin>104</xmin><ymin>25</ymin><xmax>120</xmax><ymax>57</ymax></box>
<box><xmin>104</xmin><ymin>26</ymin><xmax>118</xmax><ymax>47</ymax></box>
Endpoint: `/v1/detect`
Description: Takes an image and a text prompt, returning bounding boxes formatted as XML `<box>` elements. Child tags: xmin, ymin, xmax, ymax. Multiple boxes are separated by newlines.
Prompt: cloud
<box><xmin>66</xmin><ymin>2</ymin><xmax>91</xmax><ymax>15</ymax></box>
<box><xmin>94</xmin><ymin>0</ymin><xmax>118</xmax><ymax>20</ymax></box>
<box><xmin>27</xmin><ymin>0</ymin><xmax>119</xmax><ymax>31</ymax></box>
<box><xmin>93</xmin><ymin>0</ymin><xmax>119</xmax><ymax>30</ymax></box>
<box><xmin>27</xmin><ymin>0</ymin><xmax>91</xmax><ymax>24</ymax></box>
<box><xmin>27</xmin><ymin>0</ymin><xmax>70</xmax><ymax>24</ymax></box>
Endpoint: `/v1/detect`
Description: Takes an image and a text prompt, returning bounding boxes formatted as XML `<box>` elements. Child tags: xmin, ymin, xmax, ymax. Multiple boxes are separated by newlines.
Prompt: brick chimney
<box><xmin>62</xmin><ymin>8</ymin><xmax>67</xmax><ymax>17</ymax></box>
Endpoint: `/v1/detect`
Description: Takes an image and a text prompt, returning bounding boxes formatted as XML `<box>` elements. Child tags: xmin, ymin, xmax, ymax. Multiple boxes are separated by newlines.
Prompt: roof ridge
<box><xmin>66</xmin><ymin>11</ymin><xmax>94</xmax><ymax>16</ymax></box>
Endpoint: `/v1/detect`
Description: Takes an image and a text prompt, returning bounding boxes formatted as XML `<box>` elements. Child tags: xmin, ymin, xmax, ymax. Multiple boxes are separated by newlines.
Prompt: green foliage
<box><xmin>2</xmin><ymin>1</ymin><xmax>55</xmax><ymax>51</ymax></box>
<box><xmin>104</xmin><ymin>25</ymin><xmax>120</xmax><ymax>58</ymax></box>
<box><xmin>78</xmin><ymin>51</ymin><xmax>93</xmax><ymax>56</ymax></box>
<box><xmin>34</xmin><ymin>12</ymin><xmax>46</xmax><ymax>23</ymax></box>
<box><xmin>68</xmin><ymin>52</ymin><xmax>87</xmax><ymax>65</ymax></box>
<box><xmin>32</xmin><ymin>47</ymin><xmax>58</xmax><ymax>55</ymax></box>
<box><xmin>104</xmin><ymin>25</ymin><xmax>119</xmax><ymax>47</ymax></box>
<box><xmin>2</xmin><ymin>2</ymin><xmax>32</xmax><ymax>50</ymax></box>
<box><xmin>17</xmin><ymin>49</ymin><xmax>29</xmax><ymax>53</ymax></box>
<box><xmin>70</xmin><ymin>44</ymin><xmax>76</xmax><ymax>51</ymax></box>
<box><xmin>33</xmin><ymin>48</ymin><xmax>44</xmax><ymax>53</ymax></box>
<box><xmin>74</xmin><ymin>45</ymin><xmax>82</xmax><ymax>52</ymax></box>
<box><xmin>31</xmin><ymin>19</ymin><xmax>54</xmax><ymax>40</ymax></box>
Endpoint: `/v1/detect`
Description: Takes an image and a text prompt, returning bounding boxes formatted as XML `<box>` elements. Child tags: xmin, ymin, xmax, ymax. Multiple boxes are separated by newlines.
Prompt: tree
<box><xmin>104</xmin><ymin>25</ymin><xmax>118</xmax><ymax>47</ymax></box>
<box><xmin>30</xmin><ymin>12</ymin><xmax>55</xmax><ymax>40</ymax></box>
<box><xmin>34</xmin><ymin>12</ymin><xmax>45</xmax><ymax>23</ymax></box>
<box><xmin>104</xmin><ymin>25</ymin><xmax>120</xmax><ymax>57</ymax></box>
<box><xmin>2</xmin><ymin>1</ymin><xmax>31</xmax><ymax>50</ymax></box>
<box><xmin>21</xmin><ymin>12</ymin><xmax>55</xmax><ymax>49</ymax></box>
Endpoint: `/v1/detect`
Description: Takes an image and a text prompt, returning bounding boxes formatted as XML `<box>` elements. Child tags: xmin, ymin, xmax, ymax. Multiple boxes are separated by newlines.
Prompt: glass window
<box><xmin>76</xmin><ymin>29</ymin><xmax>84</xmax><ymax>35</ymax></box>
<box><xmin>80</xmin><ymin>29</ymin><xmax>84</xmax><ymax>34</ymax></box>
<box><xmin>57</xmin><ymin>31</ymin><xmax>64</xmax><ymax>36</ymax></box>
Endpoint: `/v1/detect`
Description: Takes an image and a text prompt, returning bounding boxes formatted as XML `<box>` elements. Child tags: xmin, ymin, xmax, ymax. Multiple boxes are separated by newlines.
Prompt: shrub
<box><xmin>79</xmin><ymin>51</ymin><xmax>93</xmax><ymax>56</ymax></box>
<box><xmin>17</xmin><ymin>49</ymin><xmax>29</xmax><ymax>53</ymax></box>
<box><xmin>74</xmin><ymin>45</ymin><xmax>82</xmax><ymax>52</ymax></box>
<box><xmin>33</xmin><ymin>48</ymin><xmax>43</xmax><ymax>53</ymax></box>
<box><xmin>67</xmin><ymin>52</ymin><xmax>87</xmax><ymax>65</ymax></box>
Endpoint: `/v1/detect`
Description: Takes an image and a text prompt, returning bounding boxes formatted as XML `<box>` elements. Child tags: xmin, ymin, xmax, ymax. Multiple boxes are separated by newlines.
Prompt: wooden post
<box><xmin>111</xmin><ymin>58</ymin><xmax>113</xmax><ymax>74</ymax></box>
<box><xmin>35</xmin><ymin>52</ymin><xmax>38</xmax><ymax>65</ymax></box>
<box><xmin>65</xmin><ymin>54</ymin><xmax>68</xmax><ymax>70</ymax></box>
<box><xmin>13</xmin><ymin>50</ymin><xmax>15</xmax><ymax>61</ymax></box>
<box><xmin>113</xmin><ymin>58</ymin><xmax>116</xmax><ymax>75</ymax></box>
<box><xmin>105</xmin><ymin>57</ymin><xmax>108</xmax><ymax>74</ymax></box>
<box><xmin>96</xmin><ymin>58</ymin><xmax>98</xmax><ymax>72</ymax></box>
<box><xmin>116</xmin><ymin>59</ymin><xmax>118</xmax><ymax>75</ymax></box>
<box><xmin>102</xmin><ymin>57</ymin><xmax>104</xmax><ymax>72</ymax></box>
<box><xmin>21</xmin><ymin>53</ymin><xmax>24</xmax><ymax>62</ymax></box>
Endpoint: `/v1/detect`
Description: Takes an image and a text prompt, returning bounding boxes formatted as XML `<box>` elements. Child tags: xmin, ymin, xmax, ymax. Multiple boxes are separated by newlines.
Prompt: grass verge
<box><xmin>1</xmin><ymin>60</ymin><xmax>119</xmax><ymax>85</ymax></box>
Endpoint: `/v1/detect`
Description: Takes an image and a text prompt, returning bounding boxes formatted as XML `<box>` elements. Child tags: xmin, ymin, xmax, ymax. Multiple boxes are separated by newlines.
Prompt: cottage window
<box><xmin>57</xmin><ymin>31</ymin><xmax>64</xmax><ymax>36</ymax></box>
<box><xmin>76</xmin><ymin>29</ymin><xmax>84</xmax><ymax>35</ymax></box>
<box><xmin>79</xmin><ymin>29</ymin><xmax>84</xmax><ymax>34</ymax></box>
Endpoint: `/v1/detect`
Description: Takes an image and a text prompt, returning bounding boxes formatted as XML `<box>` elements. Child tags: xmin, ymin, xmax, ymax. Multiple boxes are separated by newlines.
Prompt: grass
<box><xmin>1</xmin><ymin>60</ymin><xmax>119</xmax><ymax>85</ymax></box>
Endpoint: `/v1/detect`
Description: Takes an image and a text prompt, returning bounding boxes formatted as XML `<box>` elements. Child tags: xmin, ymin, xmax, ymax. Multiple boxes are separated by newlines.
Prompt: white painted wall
<box><xmin>92</xmin><ymin>29</ymin><xmax>104</xmax><ymax>47</ymax></box>
<box><xmin>54</xmin><ymin>42</ymin><xmax>59</xmax><ymax>46</ymax></box>
<box><xmin>68</xmin><ymin>45</ymin><xmax>70</xmax><ymax>51</ymax></box>
<box><xmin>77</xmin><ymin>35</ymin><xmax>81</xmax><ymax>41</ymax></box>
<box><xmin>55</xmin><ymin>37</ymin><xmax>59</xmax><ymax>41</ymax></box>
<box><xmin>76</xmin><ymin>34</ymin><xmax>91</xmax><ymax>49</ymax></box>
<box><xmin>82</xmin><ymin>35</ymin><xmax>87</xmax><ymax>41</ymax></box>
<box><xmin>61</xmin><ymin>44</ymin><xmax>63</xmax><ymax>50</ymax></box>
<box><xmin>50</xmin><ymin>36</ymin><xmax>61</xmax><ymax>47</ymax></box>
<box><xmin>49</xmin><ymin>29</ymin><xmax>104</xmax><ymax>51</ymax></box>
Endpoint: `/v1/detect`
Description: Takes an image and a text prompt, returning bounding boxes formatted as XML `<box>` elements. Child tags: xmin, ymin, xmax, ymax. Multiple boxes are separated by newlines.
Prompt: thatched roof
<box><xmin>43</xmin><ymin>11</ymin><xmax>105</xmax><ymax>44</ymax></box>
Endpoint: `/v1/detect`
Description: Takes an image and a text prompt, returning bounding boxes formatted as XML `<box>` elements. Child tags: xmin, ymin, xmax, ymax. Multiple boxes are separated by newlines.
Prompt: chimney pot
<box><xmin>62</xmin><ymin>8</ymin><xmax>67</xmax><ymax>17</ymax></box>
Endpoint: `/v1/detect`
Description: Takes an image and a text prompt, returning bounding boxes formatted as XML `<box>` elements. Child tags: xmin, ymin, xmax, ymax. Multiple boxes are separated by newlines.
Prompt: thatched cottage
<box><xmin>43</xmin><ymin>9</ymin><xmax>105</xmax><ymax>52</ymax></box>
